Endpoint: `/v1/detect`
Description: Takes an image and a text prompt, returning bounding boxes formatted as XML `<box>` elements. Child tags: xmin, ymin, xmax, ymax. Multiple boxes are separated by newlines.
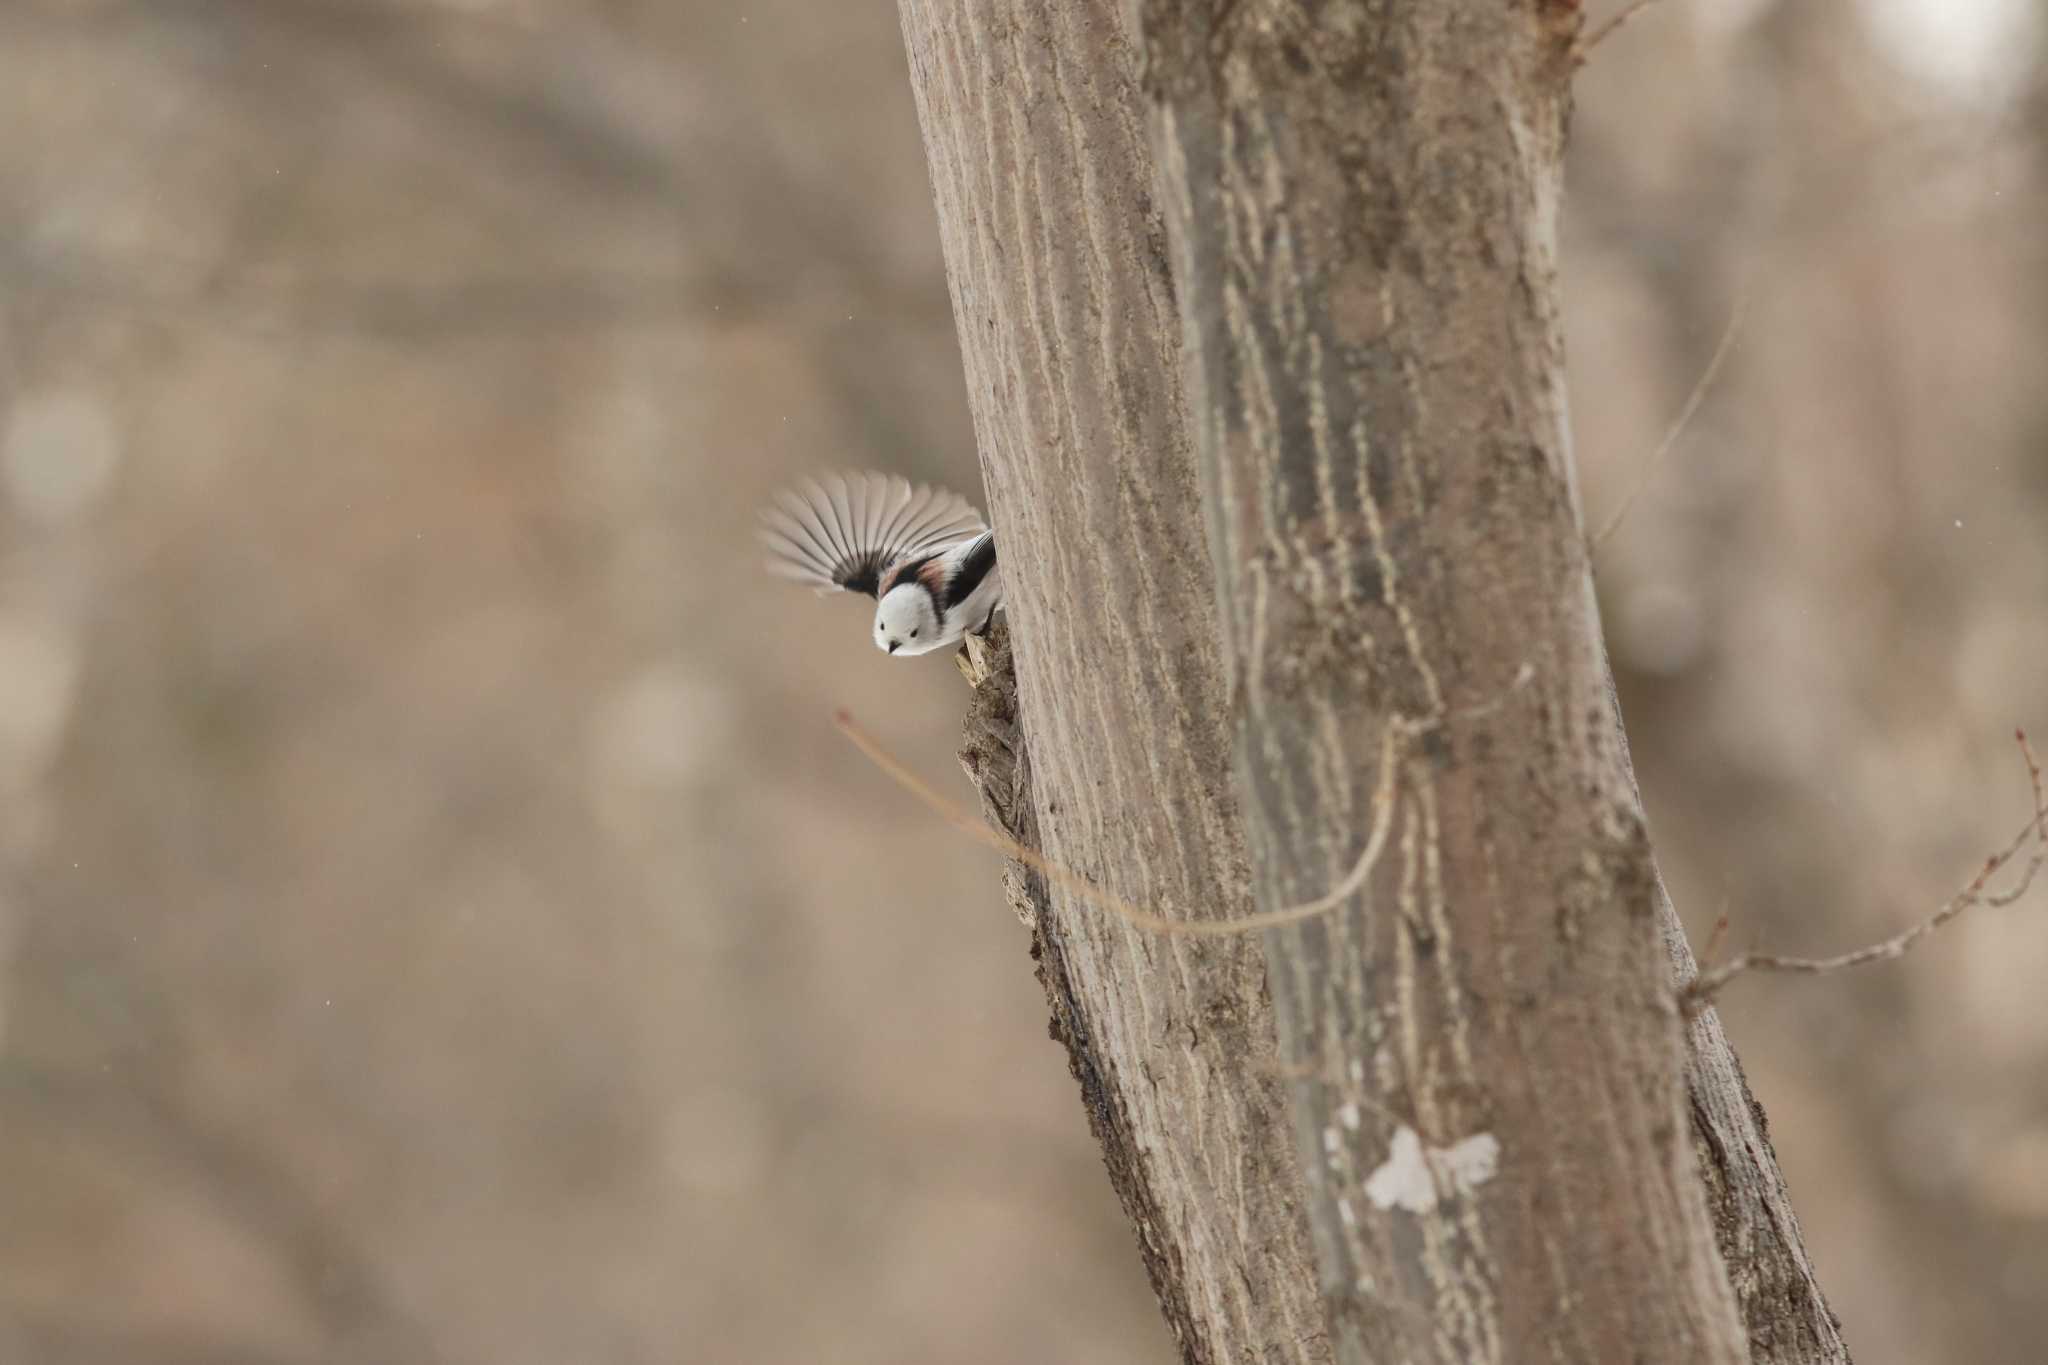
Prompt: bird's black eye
<box><xmin>910</xmin><ymin>629</ymin><xmax>919</xmax><ymax>638</ymax></box>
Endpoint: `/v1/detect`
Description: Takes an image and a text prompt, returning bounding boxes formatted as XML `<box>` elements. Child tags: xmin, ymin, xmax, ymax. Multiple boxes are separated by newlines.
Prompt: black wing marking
<box><xmin>880</xmin><ymin>553</ymin><xmax>936</xmax><ymax>597</ymax></box>
<box><xmin>759</xmin><ymin>472</ymin><xmax>986</xmax><ymax>599</ymax></box>
<box><xmin>942</xmin><ymin>531</ymin><xmax>997</xmax><ymax>609</ymax></box>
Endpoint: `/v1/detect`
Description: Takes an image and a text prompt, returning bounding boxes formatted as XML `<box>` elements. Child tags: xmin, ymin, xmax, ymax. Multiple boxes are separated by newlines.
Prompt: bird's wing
<box><xmin>939</xmin><ymin>531</ymin><xmax>997</xmax><ymax>609</ymax></box>
<box><xmin>759</xmin><ymin>471</ymin><xmax>986</xmax><ymax>598</ymax></box>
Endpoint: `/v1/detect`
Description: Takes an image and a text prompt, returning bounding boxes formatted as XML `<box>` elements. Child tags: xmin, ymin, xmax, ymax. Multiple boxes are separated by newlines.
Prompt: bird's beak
<box><xmin>887</xmin><ymin>641</ymin><xmax>899</xmax><ymax>654</ymax></box>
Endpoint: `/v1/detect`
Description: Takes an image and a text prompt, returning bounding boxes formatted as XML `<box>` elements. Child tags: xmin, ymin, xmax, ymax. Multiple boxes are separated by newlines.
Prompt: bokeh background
<box><xmin>0</xmin><ymin>1</ymin><xmax>2041</xmax><ymax>1361</ymax></box>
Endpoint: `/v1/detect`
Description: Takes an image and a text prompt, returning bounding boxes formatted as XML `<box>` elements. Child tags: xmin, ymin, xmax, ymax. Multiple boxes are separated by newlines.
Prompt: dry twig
<box><xmin>1576</xmin><ymin>0</ymin><xmax>1664</xmax><ymax>62</ymax></box>
<box><xmin>1592</xmin><ymin>290</ymin><xmax>1747</xmax><ymax>548</ymax></box>
<box><xmin>837</xmin><ymin>657</ymin><xmax>1536</xmax><ymax>935</ymax></box>
<box><xmin>1686</xmin><ymin>730</ymin><xmax>2048</xmax><ymax>1009</ymax></box>
<box><xmin>836</xmin><ymin>708</ymin><xmax>1403</xmax><ymax>937</ymax></box>
<box><xmin>1700</xmin><ymin>911</ymin><xmax>1731</xmax><ymax>970</ymax></box>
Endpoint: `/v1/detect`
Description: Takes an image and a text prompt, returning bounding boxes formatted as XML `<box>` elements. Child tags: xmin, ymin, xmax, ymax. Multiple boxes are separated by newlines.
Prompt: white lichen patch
<box><xmin>1363</xmin><ymin>1125</ymin><xmax>1501</xmax><ymax>1215</ymax></box>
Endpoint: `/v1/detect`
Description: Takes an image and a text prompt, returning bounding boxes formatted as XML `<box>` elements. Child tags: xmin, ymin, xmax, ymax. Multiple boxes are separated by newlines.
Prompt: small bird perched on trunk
<box><xmin>760</xmin><ymin>471</ymin><xmax>1002</xmax><ymax>656</ymax></box>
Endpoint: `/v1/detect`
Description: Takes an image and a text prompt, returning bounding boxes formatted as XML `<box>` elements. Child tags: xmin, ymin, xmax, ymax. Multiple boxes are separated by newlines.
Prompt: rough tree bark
<box><xmin>1141</xmin><ymin>3</ymin><xmax>1744</xmax><ymax>1360</ymax></box>
<box><xmin>900</xmin><ymin>2</ymin><xmax>1848</xmax><ymax>1362</ymax></box>
<box><xmin>900</xmin><ymin>4</ymin><xmax>1332</xmax><ymax>1356</ymax></box>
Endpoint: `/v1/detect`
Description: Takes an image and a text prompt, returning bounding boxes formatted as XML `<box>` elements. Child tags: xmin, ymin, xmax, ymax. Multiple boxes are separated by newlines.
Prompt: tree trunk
<box><xmin>899</xmin><ymin>4</ymin><xmax>1333</xmax><ymax>1358</ymax></box>
<box><xmin>900</xmin><ymin>2</ymin><xmax>1848</xmax><ymax>1362</ymax></box>
<box><xmin>1139</xmin><ymin>4</ymin><xmax>1748</xmax><ymax>1360</ymax></box>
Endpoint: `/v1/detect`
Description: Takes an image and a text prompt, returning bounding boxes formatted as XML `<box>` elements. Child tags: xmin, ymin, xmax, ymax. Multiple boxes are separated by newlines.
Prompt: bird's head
<box><xmin>874</xmin><ymin>584</ymin><xmax>940</xmax><ymax>655</ymax></box>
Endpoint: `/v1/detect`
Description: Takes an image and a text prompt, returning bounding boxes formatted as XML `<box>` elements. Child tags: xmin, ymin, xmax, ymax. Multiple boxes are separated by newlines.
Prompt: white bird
<box><xmin>760</xmin><ymin>471</ymin><xmax>1002</xmax><ymax>656</ymax></box>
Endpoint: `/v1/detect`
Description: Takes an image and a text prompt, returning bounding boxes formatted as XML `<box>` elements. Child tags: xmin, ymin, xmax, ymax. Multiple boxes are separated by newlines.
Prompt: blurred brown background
<box><xmin>0</xmin><ymin>1</ymin><xmax>2041</xmax><ymax>1362</ymax></box>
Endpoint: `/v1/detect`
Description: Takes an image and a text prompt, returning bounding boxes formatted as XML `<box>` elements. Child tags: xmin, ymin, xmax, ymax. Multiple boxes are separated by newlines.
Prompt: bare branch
<box><xmin>837</xmin><ymin>707</ymin><xmax>1402</xmax><ymax>937</ymax></box>
<box><xmin>1576</xmin><ymin>1</ymin><xmax>1664</xmax><ymax>62</ymax></box>
<box><xmin>1593</xmin><ymin>290</ymin><xmax>1747</xmax><ymax>548</ymax></box>
<box><xmin>1700</xmin><ymin>910</ymin><xmax>1731</xmax><ymax>969</ymax></box>
<box><xmin>1686</xmin><ymin>730</ymin><xmax>2048</xmax><ymax>1008</ymax></box>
